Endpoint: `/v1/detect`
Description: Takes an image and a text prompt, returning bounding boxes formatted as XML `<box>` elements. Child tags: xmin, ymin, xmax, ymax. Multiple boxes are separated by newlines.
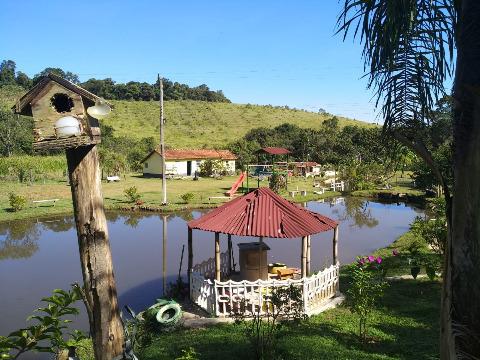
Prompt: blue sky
<box><xmin>1</xmin><ymin>0</ymin><xmax>378</xmax><ymax>122</ymax></box>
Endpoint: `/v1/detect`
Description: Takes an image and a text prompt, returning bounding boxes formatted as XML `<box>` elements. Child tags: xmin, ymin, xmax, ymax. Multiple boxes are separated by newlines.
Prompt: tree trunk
<box><xmin>66</xmin><ymin>145</ymin><xmax>124</xmax><ymax>360</ymax></box>
<box><xmin>441</xmin><ymin>1</ymin><xmax>480</xmax><ymax>358</ymax></box>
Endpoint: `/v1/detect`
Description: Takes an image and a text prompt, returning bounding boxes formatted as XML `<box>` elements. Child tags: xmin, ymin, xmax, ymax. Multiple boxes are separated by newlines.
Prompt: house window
<box><xmin>144</xmin><ymin>162</ymin><xmax>148</xmax><ymax>168</ymax></box>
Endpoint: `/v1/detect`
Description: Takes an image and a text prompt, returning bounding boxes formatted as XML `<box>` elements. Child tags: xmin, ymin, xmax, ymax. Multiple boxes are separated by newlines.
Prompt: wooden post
<box><xmin>215</xmin><ymin>232</ymin><xmax>220</xmax><ymax>281</ymax></box>
<box><xmin>301</xmin><ymin>236</ymin><xmax>307</xmax><ymax>278</ymax></box>
<box><xmin>333</xmin><ymin>226</ymin><xmax>339</xmax><ymax>265</ymax></box>
<box><xmin>188</xmin><ymin>227</ymin><xmax>193</xmax><ymax>283</ymax></box>
<box><xmin>227</xmin><ymin>234</ymin><xmax>232</xmax><ymax>274</ymax></box>
<box><xmin>306</xmin><ymin>235</ymin><xmax>311</xmax><ymax>276</ymax></box>
<box><xmin>159</xmin><ymin>75</ymin><xmax>167</xmax><ymax>205</ymax></box>
<box><xmin>66</xmin><ymin>145</ymin><xmax>124</xmax><ymax>360</ymax></box>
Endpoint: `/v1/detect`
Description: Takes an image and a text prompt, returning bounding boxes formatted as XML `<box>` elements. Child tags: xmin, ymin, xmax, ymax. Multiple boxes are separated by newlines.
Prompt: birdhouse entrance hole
<box><xmin>50</xmin><ymin>93</ymin><xmax>74</xmax><ymax>113</ymax></box>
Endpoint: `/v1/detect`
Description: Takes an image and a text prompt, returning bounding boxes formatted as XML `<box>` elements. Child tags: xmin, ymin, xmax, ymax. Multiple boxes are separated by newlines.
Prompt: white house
<box><xmin>141</xmin><ymin>149</ymin><xmax>237</xmax><ymax>177</ymax></box>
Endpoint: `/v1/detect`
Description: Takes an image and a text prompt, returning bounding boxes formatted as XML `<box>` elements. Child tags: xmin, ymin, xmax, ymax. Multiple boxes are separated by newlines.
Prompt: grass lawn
<box><xmin>139</xmin><ymin>277</ymin><xmax>440</xmax><ymax>360</ymax></box>
<box><xmin>350</xmin><ymin>171</ymin><xmax>424</xmax><ymax>198</ymax></box>
<box><xmin>0</xmin><ymin>175</ymin><xmax>340</xmax><ymax>222</ymax></box>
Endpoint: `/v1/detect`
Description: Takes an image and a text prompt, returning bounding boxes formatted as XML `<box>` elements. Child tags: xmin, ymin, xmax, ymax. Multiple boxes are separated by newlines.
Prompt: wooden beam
<box><xmin>333</xmin><ymin>226</ymin><xmax>339</xmax><ymax>265</ymax></box>
<box><xmin>306</xmin><ymin>235</ymin><xmax>311</xmax><ymax>276</ymax></box>
<box><xmin>188</xmin><ymin>227</ymin><xmax>193</xmax><ymax>283</ymax></box>
<box><xmin>215</xmin><ymin>232</ymin><xmax>221</xmax><ymax>281</ymax></box>
<box><xmin>66</xmin><ymin>145</ymin><xmax>124</xmax><ymax>360</ymax></box>
<box><xmin>301</xmin><ymin>236</ymin><xmax>307</xmax><ymax>278</ymax></box>
<box><xmin>227</xmin><ymin>234</ymin><xmax>232</xmax><ymax>274</ymax></box>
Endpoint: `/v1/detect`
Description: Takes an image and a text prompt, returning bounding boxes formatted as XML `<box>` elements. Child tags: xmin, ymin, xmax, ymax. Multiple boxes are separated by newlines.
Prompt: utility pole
<box><xmin>159</xmin><ymin>74</ymin><xmax>167</xmax><ymax>205</ymax></box>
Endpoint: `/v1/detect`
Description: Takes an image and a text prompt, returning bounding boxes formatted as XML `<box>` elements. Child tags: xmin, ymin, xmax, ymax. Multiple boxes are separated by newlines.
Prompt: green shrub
<box><xmin>175</xmin><ymin>347</ymin><xmax>199</xmax><ymax>360</ymax></box>
<box><xmin>124</xmin><ymin>186</ymin><xmax>141</xmax><ymax>203</ymax></box>
<box><xmin>269</xmin><ymin>172</ymin><xmax>286</xmax><ymax>193</ymax></box>
<box><xmin>9</xmin><ymin>193</ymin><xmax>27</xmax><ymax>212</ymax></box>
<box><xmin>180</xmin><ymin>192</ymin><xmax>195</xmax><ymax>204</ymax></box>
<box><xmin>347</xmin><ymin>255</ymin><xmax>387</xmax><ymax>341</ymax></box>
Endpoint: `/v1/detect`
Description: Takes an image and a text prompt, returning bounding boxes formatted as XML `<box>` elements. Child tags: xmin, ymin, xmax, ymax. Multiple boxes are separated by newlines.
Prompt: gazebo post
<box><xmin>227</xmin><ymin>234</ymin><xmax>233</xmax><ymax>274</ymax></box>
<box><xmin>301</xmin><ymin>236</ymin><xmax>307</xmax><ymax>278</ymax></box>
<box><xmin>215</xmin><ymin>232</ymin><xmax>221</xmax><ymax>281</ymax></box>
<box><xmin>187</xmin><ymin>227</ymin><xmax>193</xmax><ymax>283</ymax></box>
<box><xmin>306</xmin><ymin>235</ymin><xmax>311</xmax><ymax>276</ymax></box>
<box><xmin>333</xmin><ymin>226</ymin><xmax>339</xmax><ymax>265</ymax></box>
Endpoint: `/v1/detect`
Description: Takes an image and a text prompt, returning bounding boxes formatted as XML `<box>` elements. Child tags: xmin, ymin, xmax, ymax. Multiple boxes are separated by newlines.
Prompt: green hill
<box><xmin>104</xmin><ymin>100</ymin><xmax>374</xmax><ymax>148</ymax></box>
<box><xmin>1</xmin><ymin>85</ymin><xmax>375</xmax><ymax>148</ymax></box>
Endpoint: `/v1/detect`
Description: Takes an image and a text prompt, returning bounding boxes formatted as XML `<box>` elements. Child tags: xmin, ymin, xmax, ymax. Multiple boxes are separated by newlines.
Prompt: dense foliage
<box><xmin>229</xmin><ymin>120</ymin><xmax>405</xmax><ymax>190</ymax></box>
<box><xmin>0</xmin><ymin>59</ymin><xmax>230</xmax><ymax>103</ymax></box>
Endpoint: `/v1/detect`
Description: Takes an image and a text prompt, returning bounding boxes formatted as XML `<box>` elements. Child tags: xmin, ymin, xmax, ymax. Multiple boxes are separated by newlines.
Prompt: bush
<box><xmin>124</xmin><ymin>186</ymin><xmax>141</xmax><ymax>203</ymax></box>
<box><xmin>199</xmin><ymin>159</ymin><xmax>228</xmax><ymax>177</ymax></box>
<box><xmin>347</xmin><ymin>255</ymin><xmax>387</xmax><ymax>341</ymax></box>
<box><xmin>180</xmin><ymin>192</ymin><xmax>195</xmax><ymax>204</ymax></box>
<box><xmin>9</xmin><ymin>192</ymin><xmax>27</xmax><ymax>212</ymax></box>
<box><xmin>269</xmin><ymin>172</ymin><xmax>286</xmax><ymax>193</ymax></box>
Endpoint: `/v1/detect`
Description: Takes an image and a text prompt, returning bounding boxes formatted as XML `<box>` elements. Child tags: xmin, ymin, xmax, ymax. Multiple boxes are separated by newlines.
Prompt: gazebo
<box><xmin>187</xmin><ymin>187</ymin><xmax>341</xmax><ymax>317</ymax></box>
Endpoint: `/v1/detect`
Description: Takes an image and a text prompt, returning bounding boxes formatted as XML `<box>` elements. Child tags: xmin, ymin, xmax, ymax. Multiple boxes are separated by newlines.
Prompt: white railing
<box><xmin>214</xmin><ymin>278</ymin><xmax>304</xmax><ymax>317</ymax></box>
<box><xmin>189</xmin><ymin>264</ymin><xmax>340</xmax><ymax>318</ymax></box>
<box><xmin>303</xmin><ymin>264</ymin><xmax>339</xmax><ymax>315</ymax></box>
<box><xmin>190</xmin><ymin>272</ymin><xmax>215</xmax><ymax>314</ymax></box>
<box><xmin>192</xmin><ymin>251</ymin><xmax>230</xmax><ymax>279</ymax></box>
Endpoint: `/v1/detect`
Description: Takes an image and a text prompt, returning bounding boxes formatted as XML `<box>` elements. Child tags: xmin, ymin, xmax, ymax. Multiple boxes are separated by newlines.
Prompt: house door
<box><xmin>187</xmin><ymin>161</ymin><xmax>192</xmax><ymax>176</ymax></box>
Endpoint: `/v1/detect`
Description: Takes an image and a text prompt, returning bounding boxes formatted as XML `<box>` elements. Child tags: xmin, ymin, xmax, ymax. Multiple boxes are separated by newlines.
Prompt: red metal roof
<box><xmin>141</xmin><ymin>149</ymin><xmax>237</xmax><ymax>163</ymax></box>
<box><xmin>188</xmin><ymin>187</ymin><xmax>338</xmax><ymax>238</ymax></box>
<box><xmin>259</xmin><ymin>147</ymin><xmax>291</xmax><ymax>155</ymax></box>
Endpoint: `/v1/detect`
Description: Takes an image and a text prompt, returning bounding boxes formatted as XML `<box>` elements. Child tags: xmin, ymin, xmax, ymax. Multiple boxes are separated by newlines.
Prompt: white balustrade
<box><xmin>192</xmin><ymin>251</ymin><xmax>230</xmax><ymax>279</ymax></box>
<box><xmin>189</xmin><ymin>263</ymin><xmax>340</xmax><ymax>318</ymax></box>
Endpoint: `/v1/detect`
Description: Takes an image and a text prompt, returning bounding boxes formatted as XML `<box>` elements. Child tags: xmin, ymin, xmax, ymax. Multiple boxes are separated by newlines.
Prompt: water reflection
<box><xmin>0</xmin><ymin>221</ymin><xmax>40</xmax><ymax>260</ymax></box>
<box><xmin>332</xmin><ymin>197</ymin><xmax>379</xmax><ymax>228</ymax></box>
<box><xmin>0</xmin><ymin>197</ymin><xmax>423</xmax><ymax>342</ymax></box>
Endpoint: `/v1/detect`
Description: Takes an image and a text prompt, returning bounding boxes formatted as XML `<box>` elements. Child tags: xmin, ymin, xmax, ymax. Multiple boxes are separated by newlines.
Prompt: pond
<box><xmin>0</xmin><ymin>197</ymin><xmax>423</xmax><ymax>346</ymax></box>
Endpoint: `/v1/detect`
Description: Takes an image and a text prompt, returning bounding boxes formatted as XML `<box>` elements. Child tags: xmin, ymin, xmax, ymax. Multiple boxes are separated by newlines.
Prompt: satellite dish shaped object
<box><xmin>87</xmin><ymin>99</ymin><xmax>111</xmax><ymax>118</ymax></box>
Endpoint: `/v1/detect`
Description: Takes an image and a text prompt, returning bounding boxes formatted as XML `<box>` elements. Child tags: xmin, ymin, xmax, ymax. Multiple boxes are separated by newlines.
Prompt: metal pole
<box><xmin>159</xmin><ymin>75</ymin><xmax>167</xmax><ymax>205</ymax></box>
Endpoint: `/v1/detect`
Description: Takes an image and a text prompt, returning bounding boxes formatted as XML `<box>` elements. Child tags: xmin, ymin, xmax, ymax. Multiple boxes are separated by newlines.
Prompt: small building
<box><xmin>291</xmin><ymin>161</ymin><xmax>321</xmax><ymax>177</ymax></box>
<box><xmin>141</xmin><ymin>149</ymin><xmax>237</xmax><ymax>177</ymax></box>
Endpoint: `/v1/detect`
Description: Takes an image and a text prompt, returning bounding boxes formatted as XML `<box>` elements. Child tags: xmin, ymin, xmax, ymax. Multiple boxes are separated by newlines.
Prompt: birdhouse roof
<box><xmin>13</xmin><ymin>73</ymin><xmax>112</xmax><ymax>115</ymax></box>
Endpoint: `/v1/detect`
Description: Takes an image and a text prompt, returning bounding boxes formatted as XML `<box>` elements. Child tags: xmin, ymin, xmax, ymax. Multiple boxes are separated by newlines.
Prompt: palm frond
<box><xmin>337</xmin><ymin>0</ymin><xmax>456</xmax><ymax>133</ymax></box>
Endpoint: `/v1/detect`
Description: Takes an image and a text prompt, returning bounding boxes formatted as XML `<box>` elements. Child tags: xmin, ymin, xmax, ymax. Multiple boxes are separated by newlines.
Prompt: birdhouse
<box><xmin>13</xmin><ymin>73</ymin><xmax>111</xmax><ymax>151</ymax></box>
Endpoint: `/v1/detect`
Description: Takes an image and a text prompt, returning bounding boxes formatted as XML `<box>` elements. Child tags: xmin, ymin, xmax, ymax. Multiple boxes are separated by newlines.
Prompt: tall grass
<box><xmin>0</xmin><ymin>155</ymin><xmax>67</xmax><ymax>181</ymax></box>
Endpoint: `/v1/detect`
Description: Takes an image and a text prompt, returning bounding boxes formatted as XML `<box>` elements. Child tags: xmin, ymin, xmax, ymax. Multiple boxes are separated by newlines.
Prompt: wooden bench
<box><xmin>106</xmin><ymin>175</ymin><xmax>120</xmax><ymax>182</ymax></box>
<box><xmin>32</xmin><ymin>199</ymin><xmax>59</xmax><ymax>207</ymax></box>
<box><xmin>277</xmin><ymin>268</ymin><xmax>295</xmax><ymax>280</ymax></box>
<box><xmin>289</xmin><ymin>190</ymin><xmax>299</xmax><ymax>197</ymax></box>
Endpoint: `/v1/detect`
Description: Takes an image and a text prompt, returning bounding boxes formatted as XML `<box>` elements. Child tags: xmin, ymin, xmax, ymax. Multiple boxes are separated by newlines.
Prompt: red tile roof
<box><xmin>258</xmin><ymin>147</ymin><xmax>291</xmax><ymax>155</ymax></box>
<box><xmin>142</xmin><ymin>149</ymin><xmax>237</xmax><ymax>162</ymax></box>
<box><xmin>188</xmin><ymin>187</ymin><xmax>337</xmax><ymax>238</ymax></box>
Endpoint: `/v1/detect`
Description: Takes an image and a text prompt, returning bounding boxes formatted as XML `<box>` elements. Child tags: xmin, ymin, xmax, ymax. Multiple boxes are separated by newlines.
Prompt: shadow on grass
<box><xmin>140</xmin><ymin>324</ymin><xmax>253</xmax><ymax>360</ymax></box>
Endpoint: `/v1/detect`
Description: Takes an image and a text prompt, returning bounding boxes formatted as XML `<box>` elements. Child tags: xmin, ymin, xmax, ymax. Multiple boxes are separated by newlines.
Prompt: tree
<box><xmin>338</xmin><ymin>1</ymin><xmax>479</xmax><ymax>357</ymax></box>
<box><xmin>15</xmin><ymin>71</ymin><xmax>32</xmax><ymax>89</ymax></box>
<box><xmin>0</xmin><ymin>60</ymin><xmax>16</xmax><ymax>86</ymax></box>
<box><xmin>0</xmin><ymin>110</ymin><xmax>33</xmax><ymax>156</ymax></box>
<box><xmin>33</xmin><ymin>67</ymin><xmax>79</xmax><ymax>84</ymax></box>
